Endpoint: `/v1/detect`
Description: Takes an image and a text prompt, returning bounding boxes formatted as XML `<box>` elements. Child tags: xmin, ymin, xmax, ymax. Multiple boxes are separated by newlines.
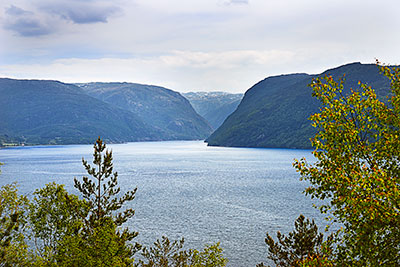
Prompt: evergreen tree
<box><xmin>59</xmin><ymin>137</ymin><xmax>140</xmax><ymax>266</ymax></box>
<box><xmin>136</xmin><ymin>236</ymin><xmax>227</xmax><ymax>267</ymax></box>
<box><xmin>257</xmin><ymin>215</ymin><xmax>333</xmax><ymax>267</ymax></box>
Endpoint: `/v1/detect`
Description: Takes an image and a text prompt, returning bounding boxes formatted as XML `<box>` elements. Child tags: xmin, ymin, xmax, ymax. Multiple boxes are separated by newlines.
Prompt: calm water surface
<box><xmin>0</xmin><ymin>141</ymin><xmax>326</xmax><ymax>266</ymax></box>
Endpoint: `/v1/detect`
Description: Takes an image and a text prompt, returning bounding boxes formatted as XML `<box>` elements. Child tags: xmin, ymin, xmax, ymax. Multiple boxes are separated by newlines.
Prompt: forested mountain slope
<box><xmin>77</xmin><ymin>82</ymin><xmax>213</xmax><ymax>140</ymax></box>
<box><xmin>0</xmin><ymin>78</ymin><xmax>161</xmax><ymax>145</ymax></box>
<box><xmin>206</xmin><ymin>63</ymin><xmax>392</xmax><ymax>149</ymax></box>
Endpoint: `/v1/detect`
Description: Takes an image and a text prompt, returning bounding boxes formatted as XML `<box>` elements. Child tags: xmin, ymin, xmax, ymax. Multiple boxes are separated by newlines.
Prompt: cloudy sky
<box><xmin>1</xmin><ymin>0</ymin><xmax>399</xmax><ymax>93</ymax></box>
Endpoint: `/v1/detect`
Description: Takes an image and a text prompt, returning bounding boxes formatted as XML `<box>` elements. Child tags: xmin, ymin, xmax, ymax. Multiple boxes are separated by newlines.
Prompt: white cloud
<box><xmin>159</xmin><ymin>50</ymin><xmax>294</xmax><ymax>69</ymax></box>
<box><xmin>0</xmin><ymin>50</ymin><xmax>298</xmax><ymax>92</ymax></box>
<box><xmin>222</xmin><ymin>0</ymin><xmax>249</xmax><ymax>6</ymax></box>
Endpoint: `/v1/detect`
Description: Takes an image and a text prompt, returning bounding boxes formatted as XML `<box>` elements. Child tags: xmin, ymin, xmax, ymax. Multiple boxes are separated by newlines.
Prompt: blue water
<box><xmin>0</xmin><ymin>141</ymin><xmax>326</xmax><ymax>266</ymax></box>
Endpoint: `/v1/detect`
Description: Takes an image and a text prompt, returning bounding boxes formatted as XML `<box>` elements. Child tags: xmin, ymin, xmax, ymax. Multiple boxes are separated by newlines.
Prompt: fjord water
<box><xmin>0</xmin><ymin>141</ymin><xmax>324</xmax><ymax>266</ymax></box>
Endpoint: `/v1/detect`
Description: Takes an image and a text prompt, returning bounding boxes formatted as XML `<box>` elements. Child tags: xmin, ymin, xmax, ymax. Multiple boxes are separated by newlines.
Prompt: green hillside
<box><xmin>0</xmin><ymin>78</ymin><xmax>161</xmax><ymax>145</ymax></box>
<box><xmin>77</xmin><ymin>83</ymin><xmax>213</xmax><ymax>140</ymax></box>
<box><xmin>206</xmin><ymin>63</ymin><xmax>392</xmax><ymax>149</ymax></box>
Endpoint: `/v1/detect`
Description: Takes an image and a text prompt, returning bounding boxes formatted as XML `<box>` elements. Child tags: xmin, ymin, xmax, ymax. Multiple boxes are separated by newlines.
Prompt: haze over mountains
<box><xmin>206</xmin><ymin>63</ymin><xmax>393</xmax><ymax>149</ymax></box>
<box><xmin>183</xmin><ymin>92</ymin><xmax>243</xmax><ymax>129</ymax></box>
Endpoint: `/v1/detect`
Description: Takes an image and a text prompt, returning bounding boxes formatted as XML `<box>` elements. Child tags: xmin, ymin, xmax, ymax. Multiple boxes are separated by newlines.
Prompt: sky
<box><xmin>1</xmin><ymin>0</ymin><xmax>400</xmax><ymax>93</ymax></box>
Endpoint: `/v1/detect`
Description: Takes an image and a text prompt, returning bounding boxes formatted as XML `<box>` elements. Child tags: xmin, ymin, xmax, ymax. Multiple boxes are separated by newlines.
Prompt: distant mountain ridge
<box><xmin>183</xmin><ymin>92</ymin><xmax>243</xmax><ymax>129</ymax></box>
<box><xmin>76</xmin><ymin>82</ymin><xmax>212</xmax><ymax>140</ymax></box>
<box><xmin>206</xmin><ymin>63</ymin><xmax>393</xmax><ymax>149</ymax></box>
<box><xmin>0</xmin><ymin>79</ymin><xmax>212</xmax><ymax>146</ymax></box>
<box><xmin>0</xmin><ymin>78</ymin><xmax>160</xmax><ymax>145</ymax></box>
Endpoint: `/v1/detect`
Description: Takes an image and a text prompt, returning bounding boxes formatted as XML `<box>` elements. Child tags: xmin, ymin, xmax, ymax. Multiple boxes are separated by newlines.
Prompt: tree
<box><xmin>28</xmin><ymin>182</ymin><xmax>87</xmax><ymax>265</ymax></box>
<box><xmin>190</xmin><ymin>242</ymin><xmax>228</xmax><ymax>267</ymax></box>
<box><xmin>58</xmin><ymin>137</ymin><xmax>140</xmax><ymax>266</ymax></box>
<box><xmin>136</xmin><ymin>236</ymin><xmax>191</xmax><ymax>267</ymax></box>
<box><xmin>56</xmin><ymin>218</ymin><xmax>135</xmax><ymax>266</ymax></box>
<box><xmin>136</xmin><ymin>236</ymin><xmax>228</xmax><ymax>267</ymax></box>
<box><xmin>294</xmin><ymin>63</ymin><xmax>400</xmax><ymax>266</ymax></box>
<box><xmin>0</xmin><ymin>182</ymin><xmax>30</xmax><ymax>266</ymax></box>
<box><xmin>257</xmin><ymin>215</ymin><xmax>333</xmax><ymax>267</ymax></box>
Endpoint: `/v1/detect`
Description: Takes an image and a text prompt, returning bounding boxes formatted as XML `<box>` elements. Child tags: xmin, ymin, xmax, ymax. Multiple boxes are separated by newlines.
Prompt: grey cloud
<box><xmin>4</xmin><ymin>17</ymin><xmax>54</xmax><ymax>36</ymax></box>
<box><xmin>6</xmin><ymin>5</ymin><xmax>33</xmax><ymax>16</ymax></box>
<box><xmin>3</xmin><ymin>1</ymin><xmax>122</xmax><ymax>37</ymax></box>
<box><xmin>4</xmin><ymin>5</ymin><xmax>55</xmax><ymax>36</ymax></box>
<box><xmin>39</xmin><ymin>1</ymin><xmax>122</xmax><ymax>24</ymax></box>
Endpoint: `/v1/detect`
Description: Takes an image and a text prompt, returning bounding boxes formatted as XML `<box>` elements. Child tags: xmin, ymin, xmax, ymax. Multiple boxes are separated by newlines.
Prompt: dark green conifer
<box><xmin>60</xmin><ymin>137</ymin><xmax>140</xmax><ymax>266</ymax></box>
<box><xmin>258</xmin><ymin>215</ymin><xmax>331</xmax><ymax>267</ymax></box>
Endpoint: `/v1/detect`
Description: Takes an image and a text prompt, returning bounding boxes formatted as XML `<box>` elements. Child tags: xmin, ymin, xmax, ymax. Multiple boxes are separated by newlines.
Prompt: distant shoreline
<box><xmin>0</xmin><ymin>139</ymin><xmax>208</xmax><ymax>149</ymax></box>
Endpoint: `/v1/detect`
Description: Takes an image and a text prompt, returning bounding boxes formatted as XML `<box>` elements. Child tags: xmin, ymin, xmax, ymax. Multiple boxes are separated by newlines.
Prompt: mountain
<box><xmin>0</xmin><ymin>78</ymin><xmax>162</xmax><ymax>145</ymax></box>
<box><xmin>206</xmin><ymin>63</ymin><xmax>392</xmax><ymax>149</ymax></box>
<box><xmin>76</xmin><ymin>83</ymin><xmax>213</xmax><ymax>140</ymax></box>
<box><xmin>183</xmin><ymin>92</ymin><xmax>243</xmax><ymax>129</ymax></box>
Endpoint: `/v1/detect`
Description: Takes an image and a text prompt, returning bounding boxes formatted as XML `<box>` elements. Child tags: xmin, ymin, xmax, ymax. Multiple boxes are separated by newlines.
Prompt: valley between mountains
<box><xmin>0</xmin><ymin>63</ymin><xmax>391</xmax><ymax>149</ymax></box>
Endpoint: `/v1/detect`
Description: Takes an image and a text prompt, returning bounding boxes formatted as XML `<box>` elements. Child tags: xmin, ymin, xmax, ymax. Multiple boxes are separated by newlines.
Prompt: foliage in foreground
<box><xmin>257</xmin><ymin>215</ymin><xmax>334</xmax><ymax>267</ymax></box>
<box><xmin>294</xmin><ymin>63</ymin><xmax>400</xmax><ymax>266</ymax></box>
<box><xmin>136</xmin><ymin>236</ymin><xmax>227</xmax><ymax>267</ymax></box>
<box><xmin>29</xmin><ymin>182</ymin><xmax>87</xmax><ymax>265</ymax></box>
<box><xmin>67</xmin><ymin>137</ymin><xmax>140</xmax><ymax>265</ymax></box>
<box><xmin>0</xmin><ymin>182</ymin><xmax>30</xmax><ymax>266</ymax></box>
<box><xmin>26</xmin><ymin>137</ymin><xmax>140</xmax><ymax>266</ymax></box>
